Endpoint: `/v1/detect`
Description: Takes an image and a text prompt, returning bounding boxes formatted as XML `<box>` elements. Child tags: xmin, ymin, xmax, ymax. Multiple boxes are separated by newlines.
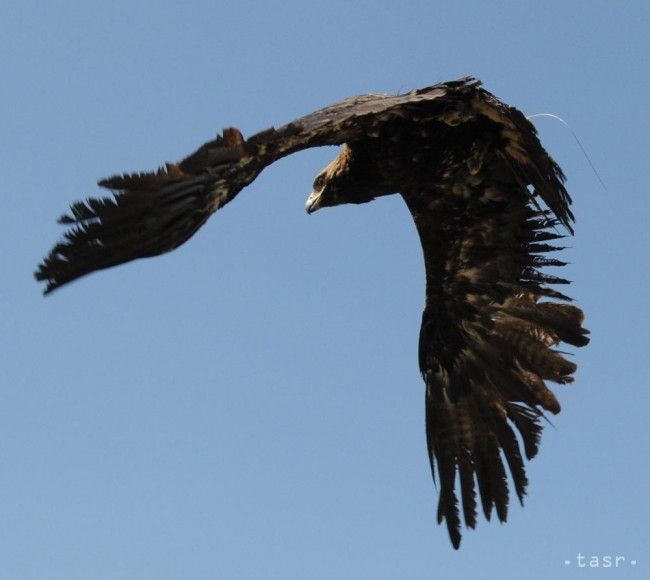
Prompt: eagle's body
<box><xmin>36</xmin><ymin>78</ymin><xmax>589</xmax><ymax>548</ymax></box>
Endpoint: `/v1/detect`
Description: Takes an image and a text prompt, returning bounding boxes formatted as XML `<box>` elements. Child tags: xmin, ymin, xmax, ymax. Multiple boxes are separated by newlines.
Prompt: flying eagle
<box><xmin>36</xmin><ymin>77</ymin><xmax>589</xmax><ymax>548</ymax></box>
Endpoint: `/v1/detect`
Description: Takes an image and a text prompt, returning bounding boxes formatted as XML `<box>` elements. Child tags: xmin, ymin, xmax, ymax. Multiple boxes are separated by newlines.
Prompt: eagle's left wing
<box><xmin>400</xmin><ymin>98</ymin><xmax>589</xmax><ymax>547</ymax></box>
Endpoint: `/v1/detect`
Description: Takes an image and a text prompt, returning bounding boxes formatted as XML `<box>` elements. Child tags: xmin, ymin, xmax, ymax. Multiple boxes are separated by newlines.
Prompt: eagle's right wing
<box><xmin>36</xmin><ymin>78</ymin><xmax>545</xmax><ymax>293</ymax></box>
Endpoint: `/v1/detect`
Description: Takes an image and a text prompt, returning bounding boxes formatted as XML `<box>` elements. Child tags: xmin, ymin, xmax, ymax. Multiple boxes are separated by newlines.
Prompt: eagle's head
<box><xmin>305</xmin><ymin>144</ymin><xmax>382</xmax><ymax>213</ymax></box>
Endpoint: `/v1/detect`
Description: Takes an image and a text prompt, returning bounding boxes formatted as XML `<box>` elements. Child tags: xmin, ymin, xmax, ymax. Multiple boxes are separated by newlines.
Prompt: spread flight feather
<box><xmin>35</xmin><ymin>77</ymin><xmax>589</xmax><ymax>548</ymax></box>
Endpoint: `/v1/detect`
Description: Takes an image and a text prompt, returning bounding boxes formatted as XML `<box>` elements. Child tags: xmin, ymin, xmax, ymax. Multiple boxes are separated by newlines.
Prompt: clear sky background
<box><xmin>2</xmin><ymin>1</ymin><xmax>648</xmax><ymax>578</ymax></box>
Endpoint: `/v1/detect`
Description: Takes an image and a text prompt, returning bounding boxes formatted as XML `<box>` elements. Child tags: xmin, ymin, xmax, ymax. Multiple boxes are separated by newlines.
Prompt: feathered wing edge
<box><xmin>34</xmin><ymin>129</ymin><xmax>250</xmax><ymax>293</ymax></box>
<box><xmin>419</xmin><ymin>210</ymin><xmax>589</xmax><ymax>549</ymax></box>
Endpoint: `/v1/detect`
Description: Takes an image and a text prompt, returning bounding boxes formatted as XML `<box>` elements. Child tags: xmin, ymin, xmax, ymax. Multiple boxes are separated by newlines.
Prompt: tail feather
<box><xmin>458</xmin><ymin>447</ymin><xmax>478</xmax><ymax>528</ymax></box>
<box><xmin>508</xmin><ymin>404</ymin><xmax>544</xmax><ymax>460</ymax></box>
<box><xmin>493</xmin><ymin>419</ymin><xmax>528</xmax><ymax>503</ymax></box>
<box><xmin>502</xmin><ymin>301</ymin><xmax>590</xmax><ymax>347</ymax></box>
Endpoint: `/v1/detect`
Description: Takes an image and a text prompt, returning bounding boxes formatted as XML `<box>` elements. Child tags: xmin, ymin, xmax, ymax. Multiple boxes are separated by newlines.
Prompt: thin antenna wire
<box><xmin>527</xmin><ymin>113</ymin><xmax>607</xmax><ymax>191</ymax></box>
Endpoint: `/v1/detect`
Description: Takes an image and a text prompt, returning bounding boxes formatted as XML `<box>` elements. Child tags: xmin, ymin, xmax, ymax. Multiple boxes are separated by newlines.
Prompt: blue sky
<box><xmin>2</xmin><ymin>1</ymin><xmax>649</xmax><ymax>578</ymax></box>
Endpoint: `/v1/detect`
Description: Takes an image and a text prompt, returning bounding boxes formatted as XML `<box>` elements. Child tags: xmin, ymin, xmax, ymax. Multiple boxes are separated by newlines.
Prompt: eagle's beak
<box><xmin>305</xmin><ymin>190</ymin><xmax>321</xmax><ymax>214</ymax></box>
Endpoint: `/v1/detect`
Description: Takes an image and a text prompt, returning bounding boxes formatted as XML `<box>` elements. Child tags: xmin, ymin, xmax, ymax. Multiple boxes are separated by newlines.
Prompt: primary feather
<box><xmin>35</xmin><ymin>77</ymin><xmax>589</xmax><ymax>548</ymax></box>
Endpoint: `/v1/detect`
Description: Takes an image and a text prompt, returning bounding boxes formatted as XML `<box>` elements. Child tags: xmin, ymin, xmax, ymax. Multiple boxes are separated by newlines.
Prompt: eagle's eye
<box><xmin>313</xmin><ymin>174</ymin><xmax>326</xmax><ymax>192</ymax></box>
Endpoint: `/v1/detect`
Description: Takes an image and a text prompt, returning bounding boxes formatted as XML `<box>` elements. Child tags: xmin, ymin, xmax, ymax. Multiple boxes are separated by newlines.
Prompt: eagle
<box><xmin>36</xmin><ymin>77</ymin><xmax>589</xmax><ymax>548</ymax></box>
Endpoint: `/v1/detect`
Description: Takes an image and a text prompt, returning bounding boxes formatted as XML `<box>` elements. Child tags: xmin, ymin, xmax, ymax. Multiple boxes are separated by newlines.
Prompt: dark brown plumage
<box><xmin>35</xmin><ymin>77</ymin><xmax>589</xmax><ymax>548</ymax></box>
